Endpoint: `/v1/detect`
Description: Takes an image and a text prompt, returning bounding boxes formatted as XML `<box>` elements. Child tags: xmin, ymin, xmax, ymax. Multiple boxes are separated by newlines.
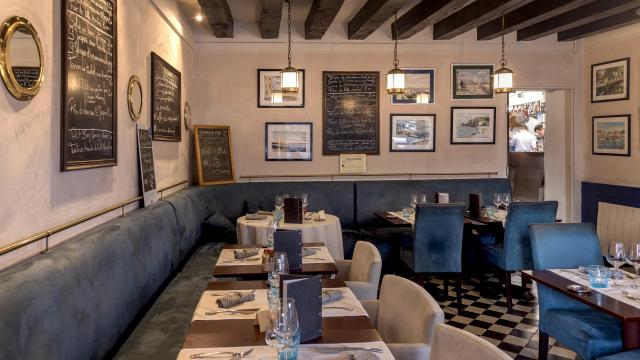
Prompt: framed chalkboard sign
<box><xmin>61</xmin><ymin>0</ymin><xmax>117</xmax><ymax>171</ymax></box>
<box><xmin>194</xmin><ymin>125</ymin><xmax>235</xmax><ymax>185</ymax></box>
<box><xmin>136</xmin><ymin>126</ymin><xmax>158</xmax><ymax>207</ymax></box>
<box><xmin>151</xmin><ymin>52</ymin><xmax>181</xmax><ymax>141</ymax></box>
<box><xmin>323</xmin><ymin>71</ymin><xmax>380</xmax><ymax>155</ymax></box>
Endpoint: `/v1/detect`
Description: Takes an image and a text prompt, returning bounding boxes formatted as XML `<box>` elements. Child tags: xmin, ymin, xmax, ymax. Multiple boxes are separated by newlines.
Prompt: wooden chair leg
<box><xmin>455</xmin><ymin>273</ymin><xmax>463</xmax><ymax>312</ymax></box>
<box><xmin>538</xmin><ymin>331</ymin><xmax>549</xmax><ymax>360</ymax></box>
<box><xmin>504</xmin><ymin>270</ymin><xmax>513</xmax><ymax>314</ymax></box>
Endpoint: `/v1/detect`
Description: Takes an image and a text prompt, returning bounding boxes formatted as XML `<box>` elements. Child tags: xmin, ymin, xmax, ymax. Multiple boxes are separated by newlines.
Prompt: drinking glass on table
<box><xmin>271</xmin><ymin>298</ymin><xmax>300</xmax><ymax>360</ymax></box>
<box><xmin>410</xmin><ymin>194</ymin><xmax>418</xmax><ymax>214</ymax></box>
<box><xmin>301</xmin><ymin>194</ymin><xmax>309</xmax><ymax>217</ymax></box>
<box><xmin>268</xmin><ymin>252</ymin><xmax>289</xmax><ymax>288</ymax></box>
<box><xmin>418</xmin><ymin>194</ymin><xmax>428</xmax><ymax>204</ymax></box>
<box><xmin>627</xmin><ymin>242</ymin><xmax>640</xmax><ymax>289</ymax></box>
<box><xmin>266</xmin><ymin>219</ymin><xmax>277</xmax><ymax>248</ymax></box>
<box><xmin>493</xmin><ymin>193</ymin><xmax>503</xmax><ymax>210</ymax></box>
<box><xmin>502</xmin><ymin>193</ymin><xmax>511</xmax><ymax>209</ymax></box>
<box><xmin>274</xmin><ymin>195</ymin><xmax>284</xmax><ymax>221</ymax></box>
<box><xmin>607</xmin><ymin>241</ymin><xmax>626</xmax><ymax>287</ymax></box>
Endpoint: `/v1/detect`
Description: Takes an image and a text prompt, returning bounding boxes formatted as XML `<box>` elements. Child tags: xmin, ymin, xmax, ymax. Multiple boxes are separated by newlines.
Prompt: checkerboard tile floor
<box><xmin>424</xmin><ymin>272</ymin><xmax>579</xmax><ymax>360</ymax></box>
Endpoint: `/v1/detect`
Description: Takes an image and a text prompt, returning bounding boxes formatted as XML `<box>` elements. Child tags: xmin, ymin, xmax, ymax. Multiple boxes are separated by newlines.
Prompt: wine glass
<box><xmin>502</xmin><ymin>193</ymin><xmax>511</xmax><ymax>210</ymax></box>
<box><xmin>627</xmin><ymin>242</ymin><xmax>640</xmax><ymax>289</ymax></box>
<box><xmin>274</xmin><ymin>195</ymin><xmax>284</xmax><ymax>223</ymax></box>
<box><xmin>410</xmin><ymin>194</ymin><xmax>418</xmax><ymax>213</ymax></box>
<box><xmin>493</xmin><ymin>193</ymin><xmax>503</xmax><ymax>210</ymax></box>
<box><xmin>607</xmin><ymin>241</ymin><xmax>626</xmax><ymax>287</ymax></box>
<box><xmin>301</xmin><ymin>194</ymin><xmax>309</xmax><ymax>218</ymax></box>
<box><xmin>266</xmin><ymin>219</ymin><xmax>277</xmax><ymax>248</ymax></box>
<box><xmin>268</xmin><ymin>252</ymin><xmax>289</xmax><ymax>288</ymax></box>
<box><xmin>272</xmin><ymin>298</ymin><xmax>300</xmax><ymax>360</ymax></box>
<box><xmin>418</xmin><ymin>194</ymin><xmax>427</xmax><ymax>205</ymax></box>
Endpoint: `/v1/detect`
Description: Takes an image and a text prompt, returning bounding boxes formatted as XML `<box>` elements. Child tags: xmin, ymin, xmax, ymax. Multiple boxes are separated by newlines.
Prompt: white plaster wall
<box><xmin>0</xmin><ymin>0</ymin><xmax>194</xmax><ymax>269</ymax></box>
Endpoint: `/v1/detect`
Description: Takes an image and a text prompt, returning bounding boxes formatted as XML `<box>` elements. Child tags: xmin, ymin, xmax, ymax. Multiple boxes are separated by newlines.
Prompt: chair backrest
<box><xmin>349</xmin><ymin>241</ymin><xmax>382</xmax><ymax>285</ymax></box>
<box><xmin>597</xmin><ymin>201</ymin><xmax>640</xmax><ymax>254</ymax></box>
<box><xmin>503</xmin><ymin>201</ymin><xmax>558</xmax><ymax>270</ymax></box>
<box><xmin>431</xmin><ymin>324</ymin><xmax>512</xmax><ymax>360</ymax></box>
<box><xmin>377</xmin><ymin>275</ymin><xmax>444</xmax><ymax>345</ymax></box>
<box><xmin>529</xmin><ymin>223</ymin><xmax>603</xmax><ymax>270</ymax></box>
<box><xmin>413</xmin><ymin>203</ymin><xmax>465</xmax><ymax>273</ymax></box>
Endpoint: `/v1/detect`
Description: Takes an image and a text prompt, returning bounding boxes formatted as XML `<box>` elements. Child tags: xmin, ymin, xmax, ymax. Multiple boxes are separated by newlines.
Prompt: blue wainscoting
<box><xmin>582</xmin><ymin>182</ymin><xmax>640</xmax><ymax>224</ymax></box>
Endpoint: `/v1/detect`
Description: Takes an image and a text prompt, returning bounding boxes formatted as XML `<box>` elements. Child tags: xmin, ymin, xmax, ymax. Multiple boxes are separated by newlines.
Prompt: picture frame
<box><xmin>151</xmin><ymin>52</ymin><xmax>182</xmax><ymax>141</ymax></box>
<box><xmin>592</xmin><ymin>115</ymin><xmax>630</xmax><ymax>156</ymax></box>
<box><xmin>450</xmin><ymin>107</ymin><xmax>496</xmax><ymax>144</ymax></box>
<box><xmin>194</xmin><ymin>125</ymin><xmax>235</xmax><ymax>185</ymax></box>
<box><xmin>258</xmin><ymin>69</ymin><xmax>305</xmax><ymax>108</ymax></box>
<box><xmin>265</xmin><ymin>122</ymin><xmax>313</xmax><ymax>161</ymax></box>
<box><xmin>591</xmin><ymin>58</ymin><xmax>630</xmax><ymax>103</ymax></box>
<box><xmin>451</xmin><ymin>64</ymin><xmax>494</xmax><ymax>100</ymax></box>
<box><xmin>389</xmin><ymin>114</ymin><xmax>436</xmax><ymax>152</ymax></box>
<box><xmin>339</xmin><ymin>154</ymin><xmax>366</xmax><ymax>174</ymax></box>
<box><xmin>391</xmin><ymin>68</ymin><xmax>435</xmax><ymax>104</ymax></box>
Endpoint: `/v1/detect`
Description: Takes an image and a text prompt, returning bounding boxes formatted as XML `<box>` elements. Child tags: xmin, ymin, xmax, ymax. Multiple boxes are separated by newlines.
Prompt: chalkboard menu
<box><xmin>151</xmin><ymin>52</ymin><xmax>181</xmax><ymax>141</ymax></box>
<box><xmin>194</xmin><ymin>125</ymin><xmax>234</xmax><ymax>185</ymax></box>
<box><xmin>137</xmin><ymin>127</ymin><xmax>158</xmax><ymax>207</ymax></box>
<box><xmin>61</xmin><ymin>0</ymin><xmax>117</xmax><ymax>171</ymax></box>
<box><xmin>323</xmin><ymin>71</ymin><xmax>380</xmax><ymax>155</ymax></box>
<box><xmin>12</xmin><ymin>67</ymin><xmax>40</xmax><ymax>88</ymax></box>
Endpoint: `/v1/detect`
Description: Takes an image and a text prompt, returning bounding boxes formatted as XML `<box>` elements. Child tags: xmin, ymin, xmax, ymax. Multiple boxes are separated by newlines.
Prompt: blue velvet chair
<box><xmin>400</xmin><ymin>203</ymin><xmax>465</xmax><ymax>310</ymax></box>
<box><xmin>480</xmin><ymin>201</ymin><xmax>557</xmax><ymax>313</ymax></box>
<box><xmin>596</xmin><ymin>350</ymin><xmax>640</xmax><ymax>360</ymax></box>
<box><xmin>530</xmin><ymin>223</ymin><xmax>622</xmax><ymax>360</ymax></box>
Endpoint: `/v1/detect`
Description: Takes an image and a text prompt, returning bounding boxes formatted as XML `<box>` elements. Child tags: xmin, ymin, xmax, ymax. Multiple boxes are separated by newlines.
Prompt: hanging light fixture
<box><xmin>416</xmin><ymin>92</ymin><xmax>430</xmax><ymax>104</ymax></box>
<box><xmin>280</xmin><ymin>0</ymin><xmax>299</xmax><ymax>93</ymax></box>
<box><xmin>271</xmin><ymin>90</ymin><xmax>283</xmax><ymax>104</ymax></box>
<box><xmin>386</xmin><ymin>12</ymin><xmax>405</xmax><ymax>94</ymax></box>
<box><xmin>494</xmin><ymin>16</ymin><xmax>514</xmax><ymax>94</ymax></box>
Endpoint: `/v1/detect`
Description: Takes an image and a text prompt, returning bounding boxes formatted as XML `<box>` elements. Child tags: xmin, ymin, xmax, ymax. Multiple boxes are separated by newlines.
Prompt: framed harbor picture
<box><xmin>592</xmin><ymin>115</ymin><xmax>630</xmax><ymax>156</ymax></box>
<box><xmin>390</xmin><ymin>114</ymin><xmax>436</xmax><ymax>152</ymax></box>
<box><xmin>591</xmin><ymin>58</ymin><xmax>630</xmax><ymax>103</ymax></box>
<box><xmin>450</xmin><ymin>107</ymin><xmax>496</xmax><ymax>144</ymax></box>
<box><xmin>265</xmin><ymin>122</ymin><xmax>312</xmax><ymax>161</ymax></box>
<box><xmin>391</xmin><ymin>68</ymin><xmax>435</xmax><ymax>104</ymax></box>
<box><xmin>451</xmin><ymin>64</ymin><xmax>494</xmax><ymax>100</ymax></box>
<box><xmin>258</xmin><ymin>69</ymin><xmax>305</xmax><ymax>108</ymax></box>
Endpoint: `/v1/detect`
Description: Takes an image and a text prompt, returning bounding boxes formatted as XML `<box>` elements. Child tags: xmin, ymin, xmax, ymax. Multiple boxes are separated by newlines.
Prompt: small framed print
<box><xmin>265</xmin><ymin>122</ymin><xmax>312</xmax><ymax>161</ymax></box>
<box><xmin>591</xmin><ymin>58</ymin><xmax>630</xmax><ymax>103</ymax></box>
<box><xmin>391</xmin><ymin>68</ymin><xmax>435</xmax><ymax>104</ymax></box>
<box><xmin>339</xmin><ymin>154</ymin><xmax>366</xmax><ymax>174</ymax></box>
<box><xmin>592</xmin><ymin>115</ymin><xmax>630</xmax><ymax>156</ymax></box>
<box><xmin>258</xmin><ymin>69</ymin><xmax>305</xmax><ymax>108</ymax></box>
<box><xmin>390</xmin><ymin>114</ymin><xmax>436</xmax><ymax>152</ymax></box>
<box><xmin>452</xmin><ymin>64</ymin><xmax>494</xmax><ymax>100</ymax></box>
<box><xmin>450</xmin><ymin>107</ymin><xmax>496</xmax><ymax>144</ymax></box>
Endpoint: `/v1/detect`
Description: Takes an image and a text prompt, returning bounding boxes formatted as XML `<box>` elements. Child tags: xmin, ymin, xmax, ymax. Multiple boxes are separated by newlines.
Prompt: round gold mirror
<box><xmin>0</xmin><ymin>16</ymin><xmax>44</xmax><ymax>100</ymax></box>
<box><xmin>127</xmin><ymin>75</ymin><xmax>142</xmax><ymax>121</ymax></box>
<box><xmin>184</xmin><ymin>101</ymin><xmax>191</xmax><ymax>130</ymax></box>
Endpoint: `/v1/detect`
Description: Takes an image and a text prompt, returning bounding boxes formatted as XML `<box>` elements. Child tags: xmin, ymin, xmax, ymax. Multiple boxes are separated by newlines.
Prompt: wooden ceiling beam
<box><xmin>477</xmin><ymin>0</ymin><xmax>596</xmax><ymax>40</ymax></box>
<box><xmin>305</xmin><ymin>0</ymin><xmax>345</xmax><ymax>39</ymax></box>
<box><xmin>260</xmin><ymin>0</ymin><xmax>284</xmax><ymax>39</ymax></box>
<box><xmin>517</xmin><ymin>0</ymin><xmax>640</xmax><ymax>41</ymax></box>
<box><xmin>433</xmin><ymin>0</ymin><xmax>533</xmax><ymax>40</ymax></box>
<box><xmin>558</xmin><ymin>7</ymin><xmax>640</xmax><ymax>41</ymax></box>
<box><xmin>197</xmin><ymin>0</ymin><xmax>234</xmax><ymax>38</ymax></box>
<box><xmin>348</xmin><ymin>0</ymin><xmax>407</xmax><ymax>40</ymax></box>
<box><xmin>391</xmin><ymin>0</ymin><xmax>469</xmax><ymax>40</ymax></box>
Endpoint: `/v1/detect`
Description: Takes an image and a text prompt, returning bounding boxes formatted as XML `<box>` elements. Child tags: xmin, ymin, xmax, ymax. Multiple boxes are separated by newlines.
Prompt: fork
<box><xmin>205</xmin><ymin>308</ymin><xmax>261</xmax><ymax>316</ymax></box>
<box><xmin>222</xmin><ymin>258</ymin><xmax>261</xmax><ymax>263</ymax></box>
<box><xmin>304</xmin><ymin>257</ymin><xmax>326</xmax><ymax>261</ymax></box>
<box><xmin>190</xmin><ymin>347</ymin><xmax>254</xmax><ymax>359</ymax></box>
<box><xmin>323</xmin><ymin>305</ymin><xmax>354</xmax><ymax>311</ymax></box>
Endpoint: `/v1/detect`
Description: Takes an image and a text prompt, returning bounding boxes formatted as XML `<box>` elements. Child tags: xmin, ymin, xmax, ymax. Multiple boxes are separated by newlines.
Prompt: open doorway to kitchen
<box><xmin>507</xmin><ymin>90</ymin><xmax>573</xmax><ymax>220</ymax></box>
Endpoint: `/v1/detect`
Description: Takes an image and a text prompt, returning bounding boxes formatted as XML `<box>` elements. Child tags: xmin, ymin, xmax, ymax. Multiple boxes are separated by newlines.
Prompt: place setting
<box><xmin>301</xmin><ymin>246</ymin><xmax>334</xmax><ymax>264</ymax></box>
<box><xmin>215</xmin><ymin>248</ymin><xmax>265</xmax><ymax>267</ymax></box>
<box><xmin>192</xmin><ymin>288</ymin><xmax>269</xmax><ymax>321</ymax></box>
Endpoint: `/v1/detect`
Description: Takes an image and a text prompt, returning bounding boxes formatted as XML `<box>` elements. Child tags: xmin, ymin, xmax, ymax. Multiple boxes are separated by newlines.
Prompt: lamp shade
<box><xmin>271</xmin><ymin>90</ymin><xmax>283</xmax><ymax>104</ymax></box>
<box><xmin>416</xmin><ymin>92</ymin><xmax>430</xmax><ymax>104</ymax></box>
<box><xmin>494</xmin><ymin>67</ymin><xmax>514</xmax><ymax>93</ymax></box>
<box><xmin>386</xmin><ymin>66</ymin><xmax>405</xmax><ymax>94</ymax></box>
<box><xmin>280</xmin><ymin>66</ymin><xmax>299</xmax><ymax>93</ymax></box>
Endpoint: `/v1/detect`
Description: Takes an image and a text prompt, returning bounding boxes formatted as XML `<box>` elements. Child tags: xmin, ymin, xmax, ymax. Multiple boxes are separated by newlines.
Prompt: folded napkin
<box><xmin>346</xmin><ymin>352</ymin><xmax>380</xmax><ymax>360</ymax></box>
<box><xmin>216</xmin><ymin>292</ymin><xmax>256</xmax><ymax>308</ymax></box>
<box><xmin>322</xmin><ymin>289</ymin><xmax>344</xmax><ymax>304</ymax></box>
<box><xmin>245</xmin><ymin>213</ymin><xmax>268</xmax><ymax>220</ymax></box>
<box><xmin>303</xmin><ymin>248</ymin><xmax>319</xmax><ymax>257</ymax></box>
<box><xmin>234</xmin><ymin>248</ymin><xmax>260</xmax><ymax>259</ymax></box>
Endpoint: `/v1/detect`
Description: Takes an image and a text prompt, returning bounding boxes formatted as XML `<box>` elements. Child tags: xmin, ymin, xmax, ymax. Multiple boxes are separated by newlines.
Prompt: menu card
<box><xmin>274</xmin><ymin>230</ymin><xmax>303</xmax><ymax>271</ymax></box>
<box><xmin>435</xmin><ymin>192</ymin><xmax>450</xmax><ymax>204</ymax></box>
<box><xmin>284</xmin><ymin>197</ymin><xmax>303</xmax><ymax>224</ymax></box>
<box><xmin>469</xmin><ymin>193</ymin><xmax>481</xmax><ymax>218</ymax></box>
<box><xmin>281</xmin><ymin>275</ymin><xmax>322</xmax><ymax>342</ymax></box>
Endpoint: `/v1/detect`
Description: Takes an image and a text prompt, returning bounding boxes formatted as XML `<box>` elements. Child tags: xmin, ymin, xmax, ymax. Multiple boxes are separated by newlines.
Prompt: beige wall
<box><xmin>0</xmin><ymin>0</ymin><xmax>193</xmax><ymax>268</ymax></box>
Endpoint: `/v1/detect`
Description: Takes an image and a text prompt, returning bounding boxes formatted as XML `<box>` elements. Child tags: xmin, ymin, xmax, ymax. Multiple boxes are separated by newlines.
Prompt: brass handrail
<box><xmin>240</xmin><ymin>172</ymin><xmax>499</xmax><ymax>182</ymax></box>
<box><xmin>0</xmin><ymin>180</ymin><xmax>190</xmax><ymax>257</ymax></box>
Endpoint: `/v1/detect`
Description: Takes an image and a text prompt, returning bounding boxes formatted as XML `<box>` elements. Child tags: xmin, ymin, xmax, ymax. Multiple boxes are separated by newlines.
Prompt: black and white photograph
<box><xmin>258</xmin><ymin>69</ymin><xmax>305</xmax><ymax>108</ymax></box>
<box><xmin>265</xmin><ymin>122</ymin><xmax>312</xmax><ymax>161</ymax></box>
<box><xmin>450</xmin><ymin>107</ymin><xmax>496</xmax><ymax>144</ymax></box>
<box><xmin>452</xmin><ymin>64</ymin><xmax>494</xmax><ymax>100</ymax></box>
<box><xmin>391</xmin><ymin>68</ymin><xmax>435</xmax><ymax>105</ymax></box>
<box><xmin>591</xmin><ymin>58</ymin><xmax>630</xmax><ymax>103</ymax></box>
<box><xmin>390</xmin><ymin>114</ymin><xmax>436</xmax><ymax>151</ymax></box>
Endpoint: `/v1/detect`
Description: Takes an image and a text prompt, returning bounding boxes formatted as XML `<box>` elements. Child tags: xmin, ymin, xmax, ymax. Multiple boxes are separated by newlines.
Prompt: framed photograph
<box><xmin>592</xmin><ymin>115</ymin><xmax>630</xmax><ymax>156</ymax></box>
<box><xmin>591</xmin><ymin>58</ymin><xmax>630</xmax><ymax>103</ymax></box>
<box><xmin>390</xmin><ymin>114</ymin><xmax>436</xmax><ymax>152</ymax></box>
<box><xmin>265</xmin><ymin>122</ymin><xmax>312</xmax><ymax>161</ymax></box>
<box><xmin>450</xmin><ymin>107</ymin><xmax>496</xmax><ymax>144</ymax></box>
<box><xmin>451</xmin><ymin>64</ymin><xmax>494</xmax><ymax>100</ymax></box>
<box><xmin>391</xmin><ymin>68</ymin><xmax>435</xmax><ymax>104</ymax></box>
<box><xmin>258</xmin><ymin>69</ymin><xmax>305</xmax><ymax>108</ymax></box>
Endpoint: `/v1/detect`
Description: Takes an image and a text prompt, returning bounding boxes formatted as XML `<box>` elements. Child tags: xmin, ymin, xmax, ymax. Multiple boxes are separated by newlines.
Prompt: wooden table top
<box><xmin>374</xmin><ymin>211</ymin><xmax>494</xmax><ymax>227</ymax></box>
<box><xmin>213</xmin><ymin>243</ymin><xmax>338</xmax><ymax>278</ymax></box>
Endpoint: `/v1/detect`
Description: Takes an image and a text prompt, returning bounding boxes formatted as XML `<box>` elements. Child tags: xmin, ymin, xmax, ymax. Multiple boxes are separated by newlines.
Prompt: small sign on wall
<box><xmin>339</xmin><ymin>154</ymin><xmax>366</xmax><ymax>174</ymax></box>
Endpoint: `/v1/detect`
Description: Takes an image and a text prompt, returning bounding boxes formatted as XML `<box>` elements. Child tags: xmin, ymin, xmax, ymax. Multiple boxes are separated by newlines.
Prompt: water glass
<box><xmin>266</xmin><ymin>298</ymin><xmax>300</xmax><ymax>360</ymax></box>
<box><xmin>588</xmin><ymin>265</ymin><xmax>611</xmax><ymax>288</ymax></box>
<box><xmin>268</xmin><ymin>253</ymin><xmax>289</xmax><ymax>288</ymax></box>
<box><xmin>418</xmin><ymin>194</ymin><xmax>428</xmax><ymax>204</ymax></box>
<box><xmin>300</xmin><ymin>194</ymin><xmax>309</xmax><ymax>213</ymax></box>
<box><xmin>493</xmin><ymin>193</ymin><xmax>503</xmax><ymax>210</ymax></box>
<box><xmin>265</xmin><ymin>219</ymin><xmax>277</xmax><ymax>248</ymax></box>
<box><xmin>402</xmin><ymin>207</ymin><xmax>412</xmax><ymax>219</ymax></box>
<box><xmin>627</xmin><ymin>242</ymin><xmax>640</xmax><ymax>289</ymax></box>
<box><xmin>607</xmin><ymin>241</ymin><xmax>626</xmax><ymax>287</ymax></box>
<box><xmin>410</xmin><ymin>194</ymin><xmax>418</xmax><ymax>212</ymax></box>
<box><xmin>502</xmin><ymin>193</ymin><xmax>511</xmax><ymax>208</ymax></box>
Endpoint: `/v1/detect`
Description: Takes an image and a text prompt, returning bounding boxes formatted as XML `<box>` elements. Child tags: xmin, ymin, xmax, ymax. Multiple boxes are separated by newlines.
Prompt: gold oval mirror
<box><xmin>128</xmin><ymin>75</ymin><xmax>142</xmax><ymax>121</ymax></box>
<box><xmin>184</xmin><ymin>101</ymin><xmax>191</xmax><ymax>130</ymax></box>
<box><xmin>0</xmin><ymin>16</ymin><xmax>44</xmax><ymax>100</ymax></box>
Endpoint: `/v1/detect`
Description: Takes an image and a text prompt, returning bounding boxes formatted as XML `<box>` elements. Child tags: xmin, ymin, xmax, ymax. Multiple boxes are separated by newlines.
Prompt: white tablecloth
<box><xmin>550</xmin><ymin>268</ymin><xmax>640</xmax><ymax>308</ymax></box>
<box><xmin>237</xmin><ymin>214</ymin><xmax>344</xmax><ymax>259</ymax></box>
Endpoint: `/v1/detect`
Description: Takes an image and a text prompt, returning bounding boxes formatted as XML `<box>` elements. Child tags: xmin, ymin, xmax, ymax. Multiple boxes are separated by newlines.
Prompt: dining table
<box><xmin>374</xmin><ymin>210</ymin><xmax>504</xmax><ymax>227</ymax></box>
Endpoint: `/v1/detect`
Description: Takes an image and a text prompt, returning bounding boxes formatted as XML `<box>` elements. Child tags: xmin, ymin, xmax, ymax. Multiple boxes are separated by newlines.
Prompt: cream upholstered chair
<box><xmin>335</xmin><ymin>241</ymin><xmax>382</xmax><ymax>300</ymax></box>
<box><xmin>361</xmin><ymin>275</ymin><xmax>444</xmax><ymax>360</ymax></box>
<box><xmin>431</xmin><ymin>324</ymin><xmax>511</xmax><ymax>360</ymax></box>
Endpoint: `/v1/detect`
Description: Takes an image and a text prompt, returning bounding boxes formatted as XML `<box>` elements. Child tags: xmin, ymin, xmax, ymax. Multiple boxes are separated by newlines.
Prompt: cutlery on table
<box><xmin>308</xmin><ymin>346</ymin><xmax>383</xmax><ymax>354</ymax></box>
<box><xmin>190</xmin><ymin>348</ymin><xmax>254</xmax><ymax>359</ymax></box>
<box><xmin>222</xmin><ymin>258</ymin><xmax>261</xmax><ymax>264</ymax></box>
<box><xmin>304</xmin><ymin>257</ymin><xmax>326</xmax><ymax>261</ymax></box>
<box><xmin>210</xmin><ymin>289</ymin><xmax>256</xmax><ymax>297</ymax></box>
<box><xmin>323</xmin><ymin>306</ymin><xmax>354</xmax><ymax>311</ymax></box>
<box><xmin>205</xmin><ymin>308</ymin><xmax>261</xmax><ymax>316</ymax></box>
<box><xmin>622</xmin><ymin>290</ymin><xmax>640</xmax><ymax>301</ymax></box>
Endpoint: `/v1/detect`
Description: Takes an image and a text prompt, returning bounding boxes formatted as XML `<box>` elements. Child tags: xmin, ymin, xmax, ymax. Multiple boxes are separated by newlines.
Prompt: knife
<box><xmin>307</xmin><ymin>346</ymin><xmax>383</xmax><ymax>354</ymax></box>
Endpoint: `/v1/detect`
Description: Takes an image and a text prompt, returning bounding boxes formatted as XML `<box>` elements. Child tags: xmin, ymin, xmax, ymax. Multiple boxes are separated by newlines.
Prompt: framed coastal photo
<box><xmin>265</xmin><ymin>122</ymin><xmax>312</xmax><ymax>161</ymax></box>
<box><xmin>451</xmin><ymin>64</ymin><xmax>494</xmax><ymax>100</ymax></box>
<box><xmin>591</xmin><ymin>58</ymin><xmax>630</xmax><ymax>103</ymax></box>
<box><xmin>450</xmin><ymin>107</ymin><xmax>496</xmax><ymax>144</ymax></box>
<box><xmin>390</xmin><ymin>114</ymin><xmax>436</xmax><ymax>152</ymax></box>
<box><xmin>391</xmin><ymin>68</ymin><xmax>435</xmax><ymax>104</ymax></box>
<box><xmin>258</xmin><ymin>69</ymin><xmax>305</xmax><ymax>108</ymax></box>
<box><xmin>592</xmin><ymin>115</ymin><xmax>630</xmax><ymax>156</ymax></box>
